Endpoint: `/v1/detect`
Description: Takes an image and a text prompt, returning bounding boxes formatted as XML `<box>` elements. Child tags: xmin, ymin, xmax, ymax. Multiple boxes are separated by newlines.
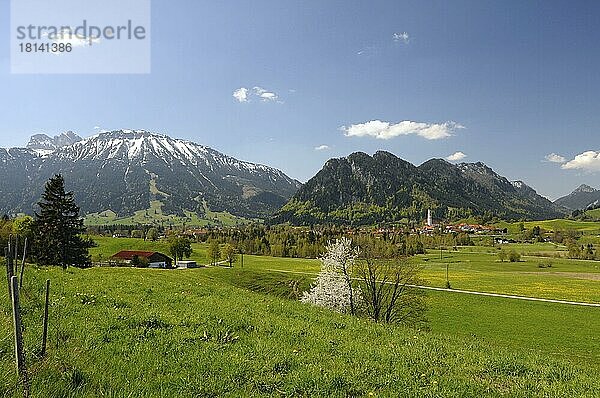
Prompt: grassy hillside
<box><xmin>3</xmin><ymin>237</ymin><xmax>597</xmax><ymax>396</ymax></box>
<box><xmin>212</xmin><ymin>265</ymin><xmax>600</xmax><ymax>362</ymax></box>
<box><xmin>585</xmin><ymin>208</ymin><xmax>600</xmax><ymax>219</ymax></box>
<box><xmin>84</xmin><ymin>200</ymin><xmax>250</xmax><ymax>227</ymax></box>
<box><xmin>497</xmin><ymin>219</ymin><xmax>600</xmax><ymax>234</ymax></box>
<box><xmin>1</xmin><ymin>266</ymin><xmax>599</xmax><ymax>397</ymax></box>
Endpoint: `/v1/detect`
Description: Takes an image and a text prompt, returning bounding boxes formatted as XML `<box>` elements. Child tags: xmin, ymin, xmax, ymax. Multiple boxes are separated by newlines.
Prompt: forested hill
<box><xmin>273</xmin><ymin>151</ymin><xmax>565</xmax><ymax>225</ymax></box>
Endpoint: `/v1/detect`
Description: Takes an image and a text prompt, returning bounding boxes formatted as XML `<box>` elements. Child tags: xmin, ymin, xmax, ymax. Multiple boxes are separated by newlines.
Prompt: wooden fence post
<box><xmin>14</xmin><ymin>237</ymin><xmax>18</xmax><ymax>273</ymax></box>
<box><xmin>6</xmin><ymin>247</ymin><xmax>14</xmax><ymax>297</ymax></box>
<box><xmin>5</xmin><ymin>247</ymin><xmax>10</xmax><ymax>293</ymax></box>
<box><xmin>8</xmin><ymin>236</ymin><xmax>14</xmax><ymax>276</ymax></box>
<box><xmin>19</xmin><ymin>238</ymin><xmax>27</xmax><ymax>290</ymax></box>
<box><xmin>11</xmin><ymin>276</ymin><xmax>29</xmax><ymax>397</ymax></box>
<box><xmin>41</xmin><ymin>279</ymin><xmax>50</xmax><ymax>357</ymax></box>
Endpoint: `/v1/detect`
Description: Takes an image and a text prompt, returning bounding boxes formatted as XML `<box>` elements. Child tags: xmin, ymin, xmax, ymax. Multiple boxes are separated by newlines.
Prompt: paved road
<box><xmin>266</xmin><ymin>268</ymin><xmax>600</xmax><ymax>308</ymax></box>
<box><xmin>450</xmin><ymin>249</ymin><xmax>600</xmax><ymax>264</ymax></box>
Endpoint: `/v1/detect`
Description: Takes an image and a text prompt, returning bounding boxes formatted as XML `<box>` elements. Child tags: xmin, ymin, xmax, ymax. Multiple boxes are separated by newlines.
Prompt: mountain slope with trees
<box><xmin>554</xmin><ymin>184</ymin><xmax>600</xmax><ymax>210</ymax></box>
<box><xmin>274</xmin><ymin>151</ymin><xmax>565</xmax><ymax>225</ymax></box>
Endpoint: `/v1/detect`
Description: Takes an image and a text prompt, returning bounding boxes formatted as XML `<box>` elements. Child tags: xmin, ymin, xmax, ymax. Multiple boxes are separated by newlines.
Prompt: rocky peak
<box><xmin>26</xmin><ymin>131</ymin><xmax>82</xmax><ymax>151</ymax></box>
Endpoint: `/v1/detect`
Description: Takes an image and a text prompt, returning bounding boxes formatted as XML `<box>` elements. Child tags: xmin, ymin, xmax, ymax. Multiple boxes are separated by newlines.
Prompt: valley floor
<box><xmin>1</xmin><ymin>239</ymin><xmax>599</xmax><ymax>397</ymax></box>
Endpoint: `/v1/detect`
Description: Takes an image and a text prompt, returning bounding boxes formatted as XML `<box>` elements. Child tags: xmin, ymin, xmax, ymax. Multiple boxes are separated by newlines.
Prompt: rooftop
<box><xmin>112</xmin><ymin>250</ymin><xmax>162</xmax><ymax>260</ymax></box>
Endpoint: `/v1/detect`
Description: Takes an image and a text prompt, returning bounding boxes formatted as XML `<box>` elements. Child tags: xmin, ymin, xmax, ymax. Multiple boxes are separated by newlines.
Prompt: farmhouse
<box><xmin>111</xmin><ymin>250</ymin><xmax>173</xmax><ymax>268</ymax></box>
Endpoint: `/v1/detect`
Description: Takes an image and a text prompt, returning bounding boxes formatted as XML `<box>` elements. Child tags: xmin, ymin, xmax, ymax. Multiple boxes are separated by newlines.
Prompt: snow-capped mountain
<box><xmin>0</xmin><ymin>130</ymin><xmax>301</xmax><ymax>219</ymax></box>
<box><xmin>26</xmin><ymin>131</ymin><xmax>82</xmax><ymax>152</ymax></box>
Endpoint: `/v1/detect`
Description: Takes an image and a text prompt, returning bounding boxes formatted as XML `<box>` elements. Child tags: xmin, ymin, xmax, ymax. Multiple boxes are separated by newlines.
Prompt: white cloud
<box><xmin>544</xmin><ymin>153</ymin><xmax>566</xmax><ymax>163</ymax></box>
<box><xmin>356</xmin><ymin>47</ymin><xmax>377</xmax><ymax>56</ymax></box>
<box><xmin>254</xmin><ymin>87</ymin><xmax>278</xmax><ymax>102</ymax></box>
<box><xmin>259</xmin><ymin>92</ymin><xmax>277</xmax><ymax>101</ymax></box>
<box><xmin>562</xmin><ymin>151</ymin><xmax>600</xmax><ymax>171</ymax></box>
<box><xmin>233</xmin><ymin>86</ymin><xmax>280</xmax><ymax>103</ymax></box>
<box><xmin>93</xmin><ymin>126</ymin><xmax>101</xmax><ymax>130</ymax></box>
<box><xmin>233</xmin><ymin>87</ymin><xmax>249</xmax><ymax>102</ymax></box>
<box><xmin>446</xmin><ymin>151</ymin><xmax>467</xmax><ymax>162</ymax></box>
<box><xmin>393</xmin><ymin>32</ymin><xmax>410</xmax><ymax>44</ymax></box>
<box><xmin>341</xmin><ymin>120</ymin><xmax>463</xmax><ymax>140</ymax></box>
<box><xmin>314</xmin><ymin>145</ymin><xmax>330</xmax><ymax>151</ymax></box>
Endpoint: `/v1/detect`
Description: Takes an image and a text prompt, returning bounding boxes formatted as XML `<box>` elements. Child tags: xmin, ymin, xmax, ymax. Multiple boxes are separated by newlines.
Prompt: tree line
<box><xmin>194</xmin><ymin>225</ymin><xmax>472</xmax><ymax>260</ymax></box>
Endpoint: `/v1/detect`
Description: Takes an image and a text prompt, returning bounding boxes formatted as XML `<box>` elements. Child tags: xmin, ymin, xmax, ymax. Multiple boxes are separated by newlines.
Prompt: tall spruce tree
<box><xmin>33</xmin><ymin>174</ymin><xmax>93</xmax><ymax>268</ymax></box>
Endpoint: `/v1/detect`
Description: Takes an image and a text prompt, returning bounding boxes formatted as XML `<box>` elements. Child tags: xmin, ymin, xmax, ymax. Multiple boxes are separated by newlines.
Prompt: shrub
<box><xmin>508</xmin><ymin>250</ymin><xmax>521</xmax><ymax>263</ymax></box>
<box><xmin>498</xmin><ymin>250</ymin><xmax>508</xmax><ymax>262</ymax></box>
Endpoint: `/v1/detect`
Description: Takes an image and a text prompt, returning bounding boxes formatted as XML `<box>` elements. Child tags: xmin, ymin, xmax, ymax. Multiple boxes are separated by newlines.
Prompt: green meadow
<box><xmin>84</xmin><ymin>200</ymin><xmax>249</xmax><ymax>228</ymax></box>
<box><xmin>497</xmin><ymin>218</ymin><xmax>600</xmax><ymax>235</ymax></box>
<box><xmin>417</xmin><ymin>248</ymin><xmax>600</xmax><ymax>303</ymax></box>
<box><xmin>1</xmin><ymin>237</ymin><xmax>599</xmax><ymax>397</ymax></box>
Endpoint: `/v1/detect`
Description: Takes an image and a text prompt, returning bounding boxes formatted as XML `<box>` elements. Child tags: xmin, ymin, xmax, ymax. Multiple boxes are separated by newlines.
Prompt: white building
<box><xmin>177</xmin><ymin>260</ymin><xmax>198</xmax><ymax>269</ymax></box>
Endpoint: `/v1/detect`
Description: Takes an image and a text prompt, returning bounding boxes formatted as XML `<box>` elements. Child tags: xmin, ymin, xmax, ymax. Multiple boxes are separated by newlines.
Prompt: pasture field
<box><xmin>418</xmin><ymin>249</ymin><xmax>600</xmax><ymax>303</ymax></box>
<box><xmin>86</xmin><ymin>237</ymin><xmax>600</xmax><ymax>359</ymax></box>
<box><xmin>1</xmin><ymin>237</ymin><xmax>598</xmax><ymax>397</ymax></box>
<box><xmin>209</xmin><ymin>265</ymin><xmax>600</xmax><ymax>362</ymax></box>
<box><xmin>91</xmin><ymin>237</ymin><xmax>600</xmax><ymax>302</ymax></box>
<box><xmin>585</xmin><ymin>208</ymin><xmax>600</xmax><ymax>219</ymax></box>
<box><xmin>1</xmin><ymin>265</ymin><xmax>599</xmax><ymax>397</ymax></box>
<box><xmin>497</xmin><ymin>219</ymin><xmax>600</xmax><ymax>235</ymax></box>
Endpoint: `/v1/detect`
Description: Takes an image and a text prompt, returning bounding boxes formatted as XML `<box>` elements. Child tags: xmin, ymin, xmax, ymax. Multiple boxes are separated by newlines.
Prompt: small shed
<box><xmin>111</xmin><ymin>250</ymin><xmax>173</xmax><ymax>268</ymax></box>
<box><xmin>177</xmin><ymin>260</ymin><xmax>198</xmax><ymax>269</ymax></box>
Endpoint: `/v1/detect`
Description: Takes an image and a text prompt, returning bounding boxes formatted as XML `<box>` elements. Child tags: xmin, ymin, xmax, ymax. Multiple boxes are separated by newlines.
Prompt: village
<box><xmin>417</xmin><ymin>210</ymin><xmax>507</xmax><ymax>235</ymax></box>
<box><xmin>100</xmin><ymin>209</ymin><xmax>509</xmax><ymax>269</ymax></box>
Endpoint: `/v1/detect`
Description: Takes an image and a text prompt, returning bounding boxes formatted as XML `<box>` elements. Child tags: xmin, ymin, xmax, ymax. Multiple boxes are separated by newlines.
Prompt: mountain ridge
<box><xmin>554</xmin><ymin>184</ymin><xmax>600</xmax><ymax>210</ymax></box>
<box><xmin>273</xmin><ymin>151</ymin><xmax>565</xmax><ymax>225</ymax></box>
<box><xmin>0</xmin><ymin>130</ymin><xmax>301</xmax><ymax>220</ymax></box>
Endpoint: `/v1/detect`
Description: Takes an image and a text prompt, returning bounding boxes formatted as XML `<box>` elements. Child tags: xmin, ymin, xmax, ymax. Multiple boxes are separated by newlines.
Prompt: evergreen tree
<box><xmin>33</xmin><ymin>174</ymin><xmax>94</xmax><ymax>268</ymax></box>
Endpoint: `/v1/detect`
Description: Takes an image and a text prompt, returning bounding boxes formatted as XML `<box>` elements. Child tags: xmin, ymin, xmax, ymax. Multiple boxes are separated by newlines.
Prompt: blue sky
<box><xmin>2</xmin><ymin>0</ymin><xmax>600</xmax><ymax>199</ymax></box>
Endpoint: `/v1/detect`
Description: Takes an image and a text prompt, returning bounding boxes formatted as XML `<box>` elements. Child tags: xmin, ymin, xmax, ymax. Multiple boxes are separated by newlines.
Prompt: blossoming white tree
<box><xmin>301</xmin><ymin>237</ymin><xmax>360</xmax><ymax>314</ymax></box>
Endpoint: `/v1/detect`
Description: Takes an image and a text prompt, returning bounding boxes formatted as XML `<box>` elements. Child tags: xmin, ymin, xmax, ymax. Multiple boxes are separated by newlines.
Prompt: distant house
<box><xmin>111</xmin><ymin>250</ymin><xmax>173</xmax><ymax>268</ymax></box>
